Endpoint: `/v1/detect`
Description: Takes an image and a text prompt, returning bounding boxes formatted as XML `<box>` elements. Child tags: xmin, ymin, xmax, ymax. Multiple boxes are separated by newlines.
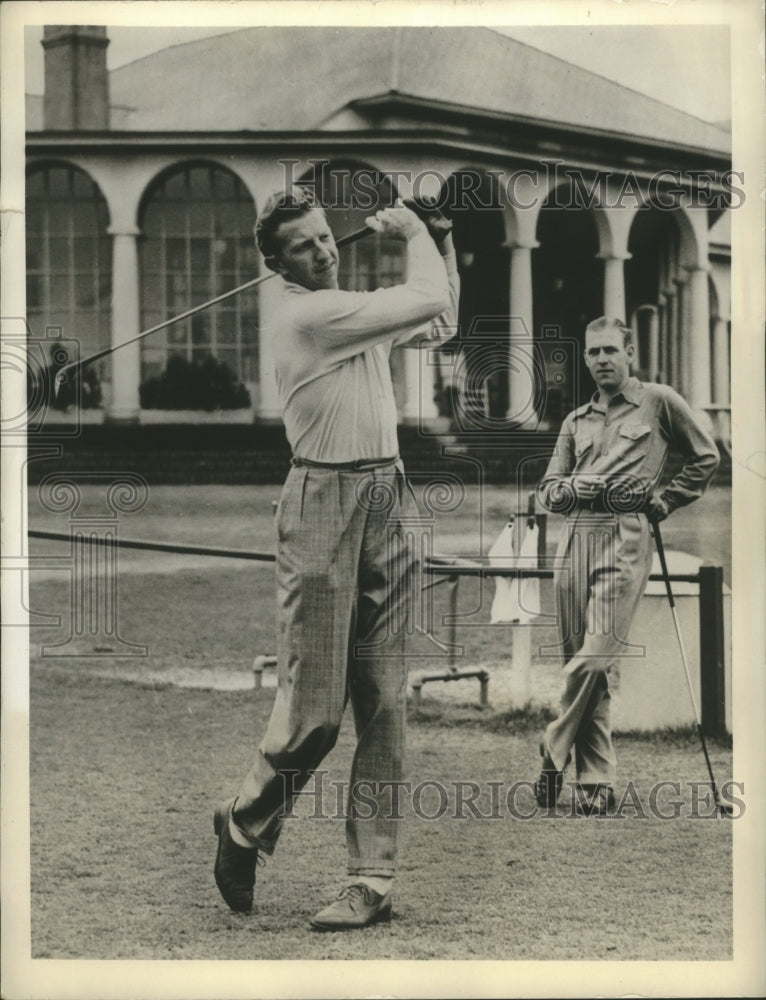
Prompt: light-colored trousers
<box><xmin>544</xmin><ymin>510</ymin><xmax>653</xmax><ymax>785</ymax></box>
<box><xmin>233</xmin><ymin>461</ymin><xmax>417</xmax><ymax>876</ymax></box>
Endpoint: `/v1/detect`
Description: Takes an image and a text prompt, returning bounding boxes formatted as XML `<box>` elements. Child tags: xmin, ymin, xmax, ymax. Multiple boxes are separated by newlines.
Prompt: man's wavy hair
<box><xmin>254</xmin><ymin>187</ymin><xmax>325</xmax><ymax>272</ymax></box>
<box><xmin>585</xmin><ymin>315</ymin><xmax>633</xmax><ymax>348</ymax></box>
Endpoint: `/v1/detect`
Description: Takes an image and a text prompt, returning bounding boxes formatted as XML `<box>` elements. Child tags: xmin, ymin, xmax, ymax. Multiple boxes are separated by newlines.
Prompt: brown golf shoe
<box><xmin>574</xmin><ymin>784</ymin><xmax>617</xmax><ymax>817</ymax></box>
<box><xmin>534</xmin><ymin>741</ymin><xmax>570</xmax><ymax>808</ymax></box>
<box><xmin>213</xmin><ymin>799</ymin><xmax>259</xmax><ymax>912</ymax></box>
<box><xmin>309</xmin><ymin>883</ymin><xmax>393</xmax><ymax>931</ymax></box>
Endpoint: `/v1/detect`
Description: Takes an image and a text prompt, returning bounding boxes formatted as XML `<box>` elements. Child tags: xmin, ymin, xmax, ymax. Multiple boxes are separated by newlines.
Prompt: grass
<box><xmin>23</xmin><ymin>482</ymin><xmax>734</xmax><ymax>962</ymax></box>
<box><xmin>29</xmin><ymin>666</ymin><xmax>733</xmax><ymax>962</ymax></box>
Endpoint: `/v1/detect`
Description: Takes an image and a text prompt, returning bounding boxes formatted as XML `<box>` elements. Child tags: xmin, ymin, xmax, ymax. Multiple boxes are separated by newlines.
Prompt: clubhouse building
<box><xmin>25</xmin><ymin>26</ymin><xmax>732</xmax><ymax>443</ymax></box>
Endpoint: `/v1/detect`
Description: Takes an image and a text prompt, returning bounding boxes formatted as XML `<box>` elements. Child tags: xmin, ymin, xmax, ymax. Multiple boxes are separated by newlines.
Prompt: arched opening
<box><xmin>626</xmin><ymin>205</ymin><xmax>681</xmax><ymax>383</ymax></box>
<box><xmin>533</xmin><ymin>186</ymin><xmax>601</xmax><ymax>421</ymax></box>
<box><xmin>26</xmin><ymin>162</ymin><xmax>111</xmax><ymax>408</ymax></box>
<box><xmin>138</xmin><ymin>162</ymin><xmax>258</xmax><ymax>409</ymax></box>
<box><xmin>441</xmin><ymin>168</ymin><xmax>508</xmax><ymax>420</ymax></box>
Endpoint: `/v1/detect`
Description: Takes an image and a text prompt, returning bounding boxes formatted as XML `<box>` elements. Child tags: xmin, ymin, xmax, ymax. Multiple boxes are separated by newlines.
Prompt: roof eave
<box><xmin>350</xmin><ymin>92</ymin><xmax>732</xmax><ymax>165</ymax></box>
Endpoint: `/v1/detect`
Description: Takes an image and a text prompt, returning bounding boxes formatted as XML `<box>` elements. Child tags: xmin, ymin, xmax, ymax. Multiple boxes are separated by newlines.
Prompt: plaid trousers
<box><xmin>233</xmin><ymin>461</ymin><xmax>418</xmax><ymax>876</ymax></box>
<box><xmin>544</xmin><ymin>511</ymin><xmax>653</xmax><ymax>785</ymax></box>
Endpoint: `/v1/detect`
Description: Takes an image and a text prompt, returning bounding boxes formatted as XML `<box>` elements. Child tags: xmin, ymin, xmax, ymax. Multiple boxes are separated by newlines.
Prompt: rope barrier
<box><xmin>28</xmin><ymin>528</ymin><xmax>698</xmax><ymax>583</ymax></box>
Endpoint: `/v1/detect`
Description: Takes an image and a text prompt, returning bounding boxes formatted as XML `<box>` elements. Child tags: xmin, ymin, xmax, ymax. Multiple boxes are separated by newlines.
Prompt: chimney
<box><xmin>42</xmin><ymin>26</ymin><xmax>110</xmax><ymax>130</ymax></box>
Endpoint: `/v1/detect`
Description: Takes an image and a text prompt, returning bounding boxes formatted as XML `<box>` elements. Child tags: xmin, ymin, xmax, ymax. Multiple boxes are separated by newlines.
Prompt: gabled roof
<box><xmin>98</xmin><ymin>27</ymin><xmax>729</xmax><ymax>155</ymax></box>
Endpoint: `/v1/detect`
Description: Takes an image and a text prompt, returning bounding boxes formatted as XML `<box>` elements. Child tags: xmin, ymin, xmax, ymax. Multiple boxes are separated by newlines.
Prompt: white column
<box><xmin>254</xmin><ymin>272</ymin><xmax>283</xmax><ymax>421</ymax></box>
<box><xmin>712</xmin><ymin>315</ymin><xmax>730</xmax><ymax>405</ymax></box>
<box><xmin>506</xmin><ymin>242</ymin><xmax>539</xmax><ymax>428</ymax></box>
<box><xmin>241</xmin><ymin>161</ymin><xmax>292</xmax><ymax>422</ymax></box>
<box><xmin>672</xmin><ymin>276</ymin><xmax>687</xmax><ymax>394</ymax></box>
<box><xmin>399</xmin><ymin>344</ymin><xmax>438</xmax><ymax>425</ymax></box>
<box><xmin>647</xmin><ymin>307</ymin><xmax>660</xmax><ymax>382</ymax></box>
<box><xmin>599</xmin><ymin>254</ymin><xmax>629</xmax><ymax>320</ymax></box>
<box><xmin>107</xmin><ymin>228</ymin><xmax>141</xmax><ymax>422</ymax></box>
<box><xmin>687</xmin><ymin>266</ymin><xmax>711</xmax><ymax>408</ymax></box>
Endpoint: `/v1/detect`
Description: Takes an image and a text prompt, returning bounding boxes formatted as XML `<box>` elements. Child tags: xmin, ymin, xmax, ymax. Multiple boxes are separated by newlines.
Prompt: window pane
<box><xmin>159</xmin><ymin>202</ymin><xmax>187</xmax><ymax>237</ymax></box>
<box><xmin>78</xmin><ymin>210</ymin><xmax>100</xmax><ymax>238</ymax></box>
<box><xmin>46</xmin><ymin>168</ymin><xmax>71</xmax><ymax>198</ymax></box>
<box><xmin>162</xmin><ymin>172</ymin><xmax>187</xmax><ymax>200</ymax></box>
<box><xmin>73</xmin><ymin>238</ymin><xmax>97</xmax><ymax>270</ymax></box>
<box><xmin>48</xmin><ymin>203</ymin><xmax>72</xmax><ymax>235</ymax></box>
<box><xmin>72</xmin><ymin>170</ymin><xmax>94</xmax><ymax>199</ymax></box>
<box><xmin>75</xmin><ymin>273</ymin><xmax>97</xmax><ymax>307</ymax></box>
<box><xmin>50</xmin><ymin>275</ymin><xmax>71</xmax><ymax>308</ymax></box>
<box><xmin>189</xmin><ymin>237</ymin><xmax>209</xmax><ymax>272</ymax></box>
<box><xmin>139</xmin><ymin>164</ymin><xmax>257</xmax><ymax>389</ymax></box>
<box><xmin>27</xmin><ymin>274</ymin><xmax>42</xmax><ymax>309</ymax></box>
<box><xmin>187</xmin><ymin>167</ymin><xmax>211</xmax><ymax>198</ymax></box>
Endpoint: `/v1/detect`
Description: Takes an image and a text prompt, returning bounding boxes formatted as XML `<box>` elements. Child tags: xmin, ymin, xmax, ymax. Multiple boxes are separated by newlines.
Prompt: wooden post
<box><xmin>698</xmin><ymin>565</ymin><xmax>726</xmax><ymax>736</ymax></box>
<box><xmin>447</xmin><ymin>575</ymin><xmax>458</xmax><ymax>671</ymax></box>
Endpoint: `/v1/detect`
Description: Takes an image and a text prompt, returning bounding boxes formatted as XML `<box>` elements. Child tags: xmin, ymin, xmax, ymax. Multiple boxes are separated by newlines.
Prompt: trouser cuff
<box><xmin>348</xmin><ymin>864</ymin><xmax>396</xmax><ymax>877</ymax></box>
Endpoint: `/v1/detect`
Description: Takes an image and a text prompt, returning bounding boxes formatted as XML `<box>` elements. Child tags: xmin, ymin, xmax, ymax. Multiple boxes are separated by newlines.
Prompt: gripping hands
<box><xmin>365</xmin><ymin>197</ymin><xmax>453</xmax><ymax>245</ymax></box>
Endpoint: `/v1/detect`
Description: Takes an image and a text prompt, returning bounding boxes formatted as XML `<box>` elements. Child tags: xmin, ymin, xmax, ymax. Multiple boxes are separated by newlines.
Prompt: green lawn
<box><xmin>23</xmin><ymin>482</ymin><xmax>735</xmax><ymax>964</ymax></box>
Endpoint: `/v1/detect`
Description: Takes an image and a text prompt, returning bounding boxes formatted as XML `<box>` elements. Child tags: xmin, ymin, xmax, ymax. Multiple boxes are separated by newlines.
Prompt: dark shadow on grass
<box><xmin>408</xmin><ymin>698</ymin><xmax>732</xmax><ymax>749</ymax></box>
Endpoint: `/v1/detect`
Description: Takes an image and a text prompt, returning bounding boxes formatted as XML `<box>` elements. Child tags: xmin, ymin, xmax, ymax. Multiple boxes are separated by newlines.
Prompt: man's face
<box><xmin>584</xmin><ymin>326</ymin><xmax>634</xmax><ymax>394</ymax></box>
<box><xmin>271</xmin><ymin>208</ymin><xmax>339</xmax><ymax>291</ymax></box>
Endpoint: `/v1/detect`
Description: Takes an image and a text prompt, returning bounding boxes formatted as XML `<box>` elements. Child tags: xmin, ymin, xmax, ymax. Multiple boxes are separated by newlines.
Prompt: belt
<box><xmin>571</xmin><ymin>498</ymin><xmax>647</xmax><ymax>514</ymax></box>
<box><xmin>291</xmin><ymin>455</ymin><xmax>399</xmax><ymax>471</ymax></box>
<box><xmin>573</xmin><ymin>498</ymin><xmax>610</xmax><ymax>513</ymax></box>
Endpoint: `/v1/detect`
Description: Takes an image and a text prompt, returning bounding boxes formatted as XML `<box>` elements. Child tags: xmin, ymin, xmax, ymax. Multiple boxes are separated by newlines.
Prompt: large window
<box><xmin>139</xmin><ymin>164</ymin><xmax>258</xmax><ymax>387</ymax></box>
<box><xmin>26</xmin><ymin>165</ymin><xmax>112</xmax><ymax>378</ymax></box>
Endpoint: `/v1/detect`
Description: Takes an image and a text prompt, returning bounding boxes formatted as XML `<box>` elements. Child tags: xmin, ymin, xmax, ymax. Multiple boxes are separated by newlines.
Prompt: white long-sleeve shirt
<box><xmin>269</xmin><ymin>230</ymin><xmax>460</xmax><ymax>462</ymax></box>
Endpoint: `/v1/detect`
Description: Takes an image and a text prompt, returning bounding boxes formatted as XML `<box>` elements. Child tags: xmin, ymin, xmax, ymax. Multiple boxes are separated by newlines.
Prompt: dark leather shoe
<box><xmin>574</xmin><ymin>784</ymin><xmax>616</xmax><ymax>817</ymax></box>
<box><xmin>213</xmin><ymin>799</ymin><xmax>258</xmax><ymax>912</ymax></box>
<box><xmin>309</xmin><ymin>883</ymin><xmax>392</xmax><ymax>931</ymax></box>
<box><xmin>534</xmin><ymin>741</ymin><xmax>570</xmax><ymax>808</ymax></box>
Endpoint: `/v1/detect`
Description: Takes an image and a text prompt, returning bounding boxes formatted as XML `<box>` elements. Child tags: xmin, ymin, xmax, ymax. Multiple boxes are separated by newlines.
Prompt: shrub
<box><xmin>139</xmin><ymin>354</ymin><xmax>251</xmax><ymax>411</ymax></box>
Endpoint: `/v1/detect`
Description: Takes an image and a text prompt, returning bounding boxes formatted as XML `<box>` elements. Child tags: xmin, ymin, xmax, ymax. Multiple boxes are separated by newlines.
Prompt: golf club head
<box><xmin>54</xmin><ymin>364</ymin><xmax>75</xmax><ymax>399</ymax></box>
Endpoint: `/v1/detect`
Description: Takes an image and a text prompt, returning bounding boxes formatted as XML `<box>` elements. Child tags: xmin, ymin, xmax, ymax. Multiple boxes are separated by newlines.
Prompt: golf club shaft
<box><xmin>54</xmin><ymin>223</ymin><xmax>374</xmax><ymax>394</ymax></box>
<box><xmin>652</xmin><ymin>521</ymin><xmax>727</xmax><ymax>812</ymax></box>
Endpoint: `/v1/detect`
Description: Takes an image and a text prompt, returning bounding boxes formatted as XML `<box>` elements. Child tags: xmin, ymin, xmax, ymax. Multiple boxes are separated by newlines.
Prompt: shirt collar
<box><xmin>573</xmin><ymin>376</ymin><xmax>643</xmax><ymax>418</ymax></box>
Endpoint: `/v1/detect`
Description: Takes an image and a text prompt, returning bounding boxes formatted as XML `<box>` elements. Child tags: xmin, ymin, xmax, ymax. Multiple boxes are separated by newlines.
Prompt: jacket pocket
<box><xmin>574</xmin><ymin>435</ymin><xmax>592</xmax><ymax>457</ymax></box>
<box><xmin>619</xmin><ymin>423</ymin><xmax>651</xmax><ymax>442</ymax></box>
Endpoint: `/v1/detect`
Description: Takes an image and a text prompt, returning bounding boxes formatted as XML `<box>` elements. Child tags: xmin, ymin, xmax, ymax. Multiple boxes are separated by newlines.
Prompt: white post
<box><xmin>107</xmin><ymin>228</ymin><xmax>141</xmax><ymax>422</ymax></box>
<box><xmin>399</xmin><ymin>344</ymin><xmax>438</xmax><ymax>424</ymax></box>
<box><xmin>647</xmin><ymin>306</ymin><xmax>660</xmax><ymax>382</ymax></box>
<box><xmin>600</xmin><ymin>254</ymin><xmax>629</xmax><ymax>320</ymax></box>
<box><xmin>672</xmin><ymin>276</ymin><xmax>686</xmax><ymax>393</ymax></box>
<box><xmin>712</xmin><ymin>315</ymin><xmax>730</xmax><ymax>405</ymax></box>
<box><xmin>507</xmin><ymin>242</ymin><xmax>539</xmax><ymax>428</ymax></box>
<box><xmin>254</xmin><ymin>271</ymin><xmax>284</xmax><ymax>421</ymax></box>
<box><xmin>687</xmin><ymin>266</ymin><xmax>712</xmax><ymax>408</ymax></box>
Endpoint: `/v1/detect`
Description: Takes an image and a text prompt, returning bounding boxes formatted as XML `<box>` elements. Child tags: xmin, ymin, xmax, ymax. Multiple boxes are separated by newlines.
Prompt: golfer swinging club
<box><xmin>535</xmin><ymin>316</ymin><xmax>719</xmax><ymax>815</ymax></box>
<box><xmin>214</xmin><ymin>187</ymin><xmax>459</xmax><ymax>929</ymax></box>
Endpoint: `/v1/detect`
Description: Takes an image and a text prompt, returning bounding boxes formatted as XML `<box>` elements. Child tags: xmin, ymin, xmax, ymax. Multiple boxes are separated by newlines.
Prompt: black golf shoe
<box><xmin>534</xmin><ymin>741</ymin><xmax>570</xmax><ymax>808</ymax></box>
<box><xmin>574</xmin><ymin>783</ymin><xmax>616</xmax><ymax>817</ymax></box>
<box><xmin>213</xmin><ymin>799</ymin><xmax>259</xmax><ymax>912</ymax></box>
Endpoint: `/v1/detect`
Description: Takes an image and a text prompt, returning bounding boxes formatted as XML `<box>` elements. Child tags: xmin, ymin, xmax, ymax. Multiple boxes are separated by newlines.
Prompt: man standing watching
<box><xmin>213</xmin><ymin>187</ymin><xmax>459</xmax><ymax>928</ymax></box>
<box><xmin>535</xmin><ymin>316</ymin><xmax>719</xmax><ymax>815</ymax></box>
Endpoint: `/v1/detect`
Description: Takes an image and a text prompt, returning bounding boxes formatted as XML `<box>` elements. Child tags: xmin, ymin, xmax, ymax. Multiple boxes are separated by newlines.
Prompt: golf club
<box><xmin>53</xmin><ymin>222</ymin><xmax>375</xmax><ymax>398</ymax></box>
<box><xmin>651</xmin><ymin>519</ymin><xmax>733</xmax><ymax>817</ymax></box>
